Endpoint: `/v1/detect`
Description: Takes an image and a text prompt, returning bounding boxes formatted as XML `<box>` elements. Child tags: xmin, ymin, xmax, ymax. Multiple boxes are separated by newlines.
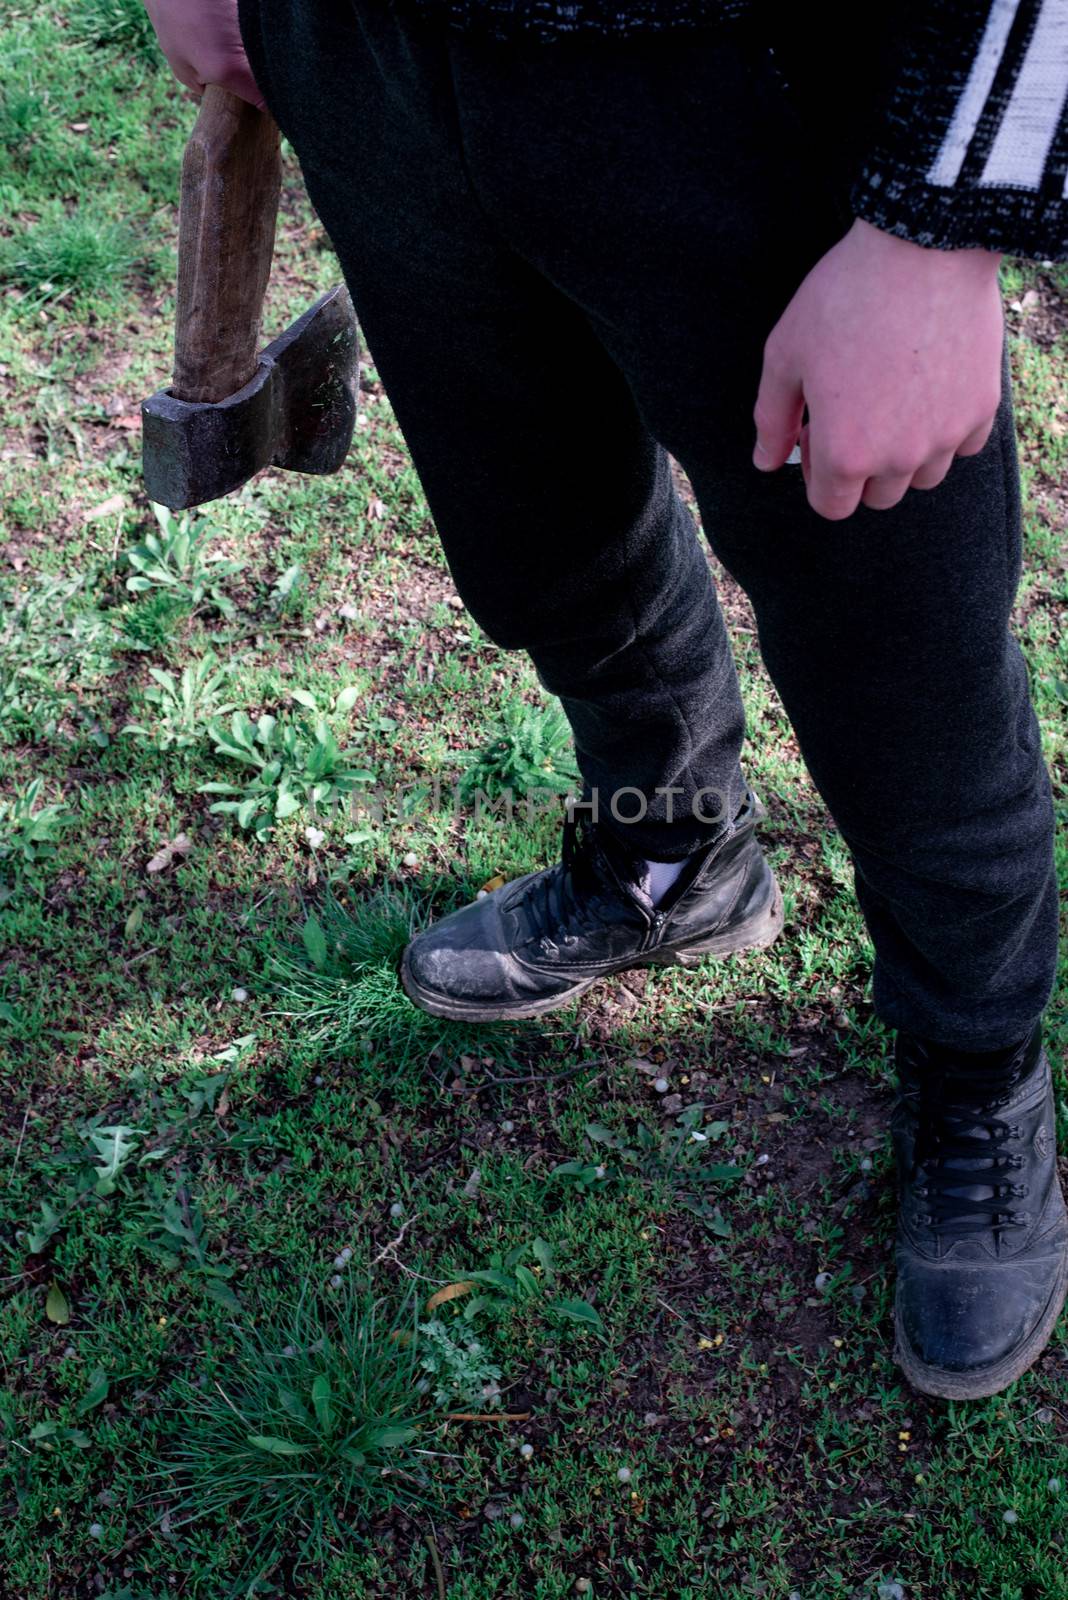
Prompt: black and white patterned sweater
<box><xmin>397</xmin><ymin>1</ymin><xmax>1068</xmax><ymax>261</ymax></box>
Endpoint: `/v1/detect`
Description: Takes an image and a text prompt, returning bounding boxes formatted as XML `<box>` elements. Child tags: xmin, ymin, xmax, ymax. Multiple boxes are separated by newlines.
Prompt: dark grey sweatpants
<box><xmin>237</xmin><ymin>0</ymin><xmax>1059</xmax><ymax>1050</ymax></box>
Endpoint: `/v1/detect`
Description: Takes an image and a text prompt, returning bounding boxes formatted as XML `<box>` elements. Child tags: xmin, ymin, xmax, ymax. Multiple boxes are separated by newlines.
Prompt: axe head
<box><xmin>141</xmin><ymin>284</ymin><xmax>359</xmax><ymax>511</ymax></box>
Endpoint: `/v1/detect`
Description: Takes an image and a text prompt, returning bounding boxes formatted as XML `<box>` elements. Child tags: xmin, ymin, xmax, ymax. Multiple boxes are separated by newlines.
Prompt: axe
<box><xmin>142</xmin><ymin>86</ymin><xmax>358</xmax><ymax>510</ymax></box>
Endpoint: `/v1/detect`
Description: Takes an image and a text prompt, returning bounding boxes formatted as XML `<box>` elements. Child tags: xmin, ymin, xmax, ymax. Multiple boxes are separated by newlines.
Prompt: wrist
<box><xmin>850</xmin><ymin>216</ymin><xmax>1003</xmax><ymax>276</ymax></box>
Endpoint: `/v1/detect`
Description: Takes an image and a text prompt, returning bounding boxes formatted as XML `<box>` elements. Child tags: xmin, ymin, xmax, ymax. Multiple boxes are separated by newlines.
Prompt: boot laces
<box><xmin>515</xmin><ymin>816</ymin><xmax>628</xmax><ymax>947</ymax></box>
<box><xmin>909</xmin><ymin>1051</ymin><xmax>1031</xmax><ymax>1234</ymax></box>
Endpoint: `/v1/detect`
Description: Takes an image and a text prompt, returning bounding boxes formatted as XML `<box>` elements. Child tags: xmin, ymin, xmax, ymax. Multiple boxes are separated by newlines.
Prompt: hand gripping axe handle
<box><xmin>141</xmin><ymin>86</ymin><xmax>358</xmax><ymax>510</ymax></box>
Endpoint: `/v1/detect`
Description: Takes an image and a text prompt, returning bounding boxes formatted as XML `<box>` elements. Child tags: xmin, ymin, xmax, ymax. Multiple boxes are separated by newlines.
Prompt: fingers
<box><xmin>909</xmin><ymin>450</ymin><xmax>956</xmax><ymax>491</ymax></box>
<box><xmin>956</xmin><ymin>416</ymin><xmax>995</xmax><ymax>457</ymax></box>
<box><xmin>816</xmin><ymin>449</ymin><xmax>955</xmax><ymax>517</ymax></box>
<box><xmin>752</xmin><ymin>342</ymin><xmax>804</xmax><ymax>472</ymax></box>
<box><xmin>798</xmin><ymin>420</ymin><xmax>811</xmax><ymax>488</ymax></box>
<box><xmin>220</xmin><ymin>66</ymin><xmax>269</xmax><ymax>111</ymax></box>
<box><xmin>805</xmin><ymin>436</ymin><xmax>866</xmax><ymax>520</ymax></box>
<box><xmin>860</xmin><ymin>471</ymin><xmax>915</xmax><ymax>511</ymax></box>
<box><xmin>804</xmin><ymin>433</ymin><xmax>986</xmax><ymax>521</ymax></box>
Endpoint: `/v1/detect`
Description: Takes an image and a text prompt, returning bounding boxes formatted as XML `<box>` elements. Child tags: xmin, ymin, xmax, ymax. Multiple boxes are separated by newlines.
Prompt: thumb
<box><xmin>752</xmin><ymin>342</ymin><xmax>804</xmax><ymax>472</ymax></box>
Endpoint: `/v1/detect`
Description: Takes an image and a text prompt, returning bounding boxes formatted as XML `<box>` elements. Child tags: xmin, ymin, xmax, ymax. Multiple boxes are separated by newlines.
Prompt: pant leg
<box><xmin>236</xmin><ymin>0</ymin><xmax>749</xmax><ymax>858</ymax></box>
<box><xmin>439</xmin><ymin>20</ymin><xmax>1058</xmax><ymax>1050</ymax></box>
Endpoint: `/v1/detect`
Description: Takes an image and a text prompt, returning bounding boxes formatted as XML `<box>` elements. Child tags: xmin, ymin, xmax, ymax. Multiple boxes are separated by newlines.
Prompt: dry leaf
<box><xmin>425</xmin><ymin>1280</ymin><xmax>476</xmax><ymax>1314</ymax></box>
<box><xmin>83</xmin><ymin>492</ymin><xmax>125</xmax><ymax>523</ymax></box>
<box><xmin>480</xmin><ymin>873</ymin><xmax>505</xmax><ymax>894</ymax></box>
<box><xmin>146</xmin><ymin>834</ymin><xmax>192</xmax><ymax>874</ymax></box>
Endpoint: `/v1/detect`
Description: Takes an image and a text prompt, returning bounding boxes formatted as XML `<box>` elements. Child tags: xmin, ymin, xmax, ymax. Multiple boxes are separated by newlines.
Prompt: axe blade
<box><xmin>141</xmin><ymin>284</ymin><xmax>359</xmax><ymax>512</ymax></box>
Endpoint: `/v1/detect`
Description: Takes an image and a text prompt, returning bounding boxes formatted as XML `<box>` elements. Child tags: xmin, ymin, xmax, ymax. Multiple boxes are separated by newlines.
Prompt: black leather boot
<box><xmin>400</xmin><ymin>790</ymin><xmax>782</xmax><ymax>1020</ymax></box>
<box><xmin>892</xmin><ymin>1024</ymin><xmax>1068</xmax><ymax>1399</ymax></box>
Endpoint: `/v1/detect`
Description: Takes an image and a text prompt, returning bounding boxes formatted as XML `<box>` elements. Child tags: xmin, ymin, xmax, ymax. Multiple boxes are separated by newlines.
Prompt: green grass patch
<box><xmin>0</xmin><ymin>7</ymin><xmax>1066</xmax><ymax>1596</ymax></box>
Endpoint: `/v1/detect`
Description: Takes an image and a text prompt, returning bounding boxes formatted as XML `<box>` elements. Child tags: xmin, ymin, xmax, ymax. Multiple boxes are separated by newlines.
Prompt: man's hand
<box><xmin>753</xmin><ymin>218</ymin><xmax>1004</xmax><ymax>521</ymax></box>
<box><xmin>144</xmin><ymin>0</ymin><xmax>266</xmax><ymax>110</ymax></box>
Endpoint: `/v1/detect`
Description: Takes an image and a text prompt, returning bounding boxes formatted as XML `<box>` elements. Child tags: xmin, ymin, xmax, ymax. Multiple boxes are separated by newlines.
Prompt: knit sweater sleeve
<box><xmin>848</xmin><ymin>0</ymin><xmax>1068</xmax><ymax>260</ymax></box>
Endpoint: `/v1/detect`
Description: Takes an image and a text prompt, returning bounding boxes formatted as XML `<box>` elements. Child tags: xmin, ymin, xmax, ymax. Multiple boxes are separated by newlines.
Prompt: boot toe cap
<box><xmin>896</xmin><ymin>1252</ymin><xmax>1064</xmax><ymax>1375</ymax></box>
<box><xmin>403</xmin><ymin>898</ymin><xmax>515</xmax><ymax>1004</ymax></box>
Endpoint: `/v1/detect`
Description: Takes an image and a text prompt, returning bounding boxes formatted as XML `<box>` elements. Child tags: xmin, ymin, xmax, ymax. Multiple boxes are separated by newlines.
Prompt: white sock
<box><xmin>644</xmin><ymin>855</ymin><xmax>690</xmax><ymax>906</ymax></box>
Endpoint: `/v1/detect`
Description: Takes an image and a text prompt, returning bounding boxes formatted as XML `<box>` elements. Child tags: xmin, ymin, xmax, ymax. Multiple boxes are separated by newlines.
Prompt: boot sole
<box><xmin>893</xmin><ymin>1245</ymin><xmax>1068</xmax><ymax>1400</ymax></box>
<box><xmin>399</xmin><ymin>875</ymin><xmax>784</xmax><ymax>1022</ymax></box>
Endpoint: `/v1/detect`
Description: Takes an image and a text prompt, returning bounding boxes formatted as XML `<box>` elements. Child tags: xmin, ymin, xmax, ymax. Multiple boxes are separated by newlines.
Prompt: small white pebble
<box><xmin>653</xmin><ymin>1078</ymin><xmax>669</xmax><ymax>1094</ymax></box>
<box><xmin>576</xmin><ymin>1583</ymin><xmax>592</xmax><ymax>1596</ymax></box>
<box><xmin>402</xmin><ymin>851</ymin><xmax>418</xmax><ymax>867</ymax></box>
<box><xmin>230</xmin><ymin>987</ymin><xmax>248</xmax><ymax>1003</ymax></box>
<box><xmin>333</xmin><ymin>1255</ymin><xmax>347</xmax><ymax>1270</ymax></box>
<box><xmin>860</xmin><ymin>1157</ymin><xmax>873</xmax><ymax>1172</ymax></box>
<box><xmin>519</xmin><ymin>1443</ymin><xmax>534</xmax><ymax>1460</ymax></box>
<box><xmin>282</xmin><ymin>1345</ymin><xmax>296</xmax><ymax>1358</ymax></box>
<box><xmin>814</xmin><ymin>1272</ymin><xmax>832</xmax><ymax>1292</ymax></box>
<box><xmin>1003</xmin><ymin>1509</ymin><xmax>1018</xmax><ymax>1524</ymax></box>
<box><xmin>500</xmin><ymin>1120</ymin><xmax>514</xmax><ymax>1134</ymax></box>
<box><xmin>304</xmin><ymin>826</ymin><xmax>325</xmax><ymax>850</ymax></box>
<box><xmin>1049</xmin><ymin>1478</ymin><xmax>1062</xmax><ymax>1493</ymax></box>
<box><xmin>329</xmin><ymin>1274</ymin><xmax>342</xmax><ymax>1288</ymax></box>
<box><xmin>416</xmin><ymin>1378</ymin><xmax>430</xmax><ymax>1394</ymax></box>
<box><xmin>509</xmin><ymin>1511</ymin><xmax>524</xmax><ymax>1529</ymax></box>
<box><xmin>1037</xmin><ymin>1407</ymin><xmax>1054</xmax><ymax>1424</ymax></box>
<box><xmin>616</xmin><ymin>1466</ymin><xmax>632</xmax><ymax>1483</ymax></box>
<box><xmin>755</xmin><ymin>1153</ymin><xmax>770</xmax><ymax>1166</ymax></box>
<box><xmin>313</xmin><ymin>1075</ymin><xmax>323</xmax><ymax>1086</ymax></box>
<box><xmin>476</xmin><ymin>889</ymin><xmax>488</xmax><ymax>900</ymax></box>
<box><xmin>341</xmin><ymin>1246</ymin><xmax>352</xmax><ymax>1261</ymax></box>
<box><xmin>89</xmin><ymin>1523</ymin><xmax>103</xmax><ymax>1540</ymax></box>
<box><xmin>594</xmin><ymin>1165</ymin><xmax>607</xmax><ymax>1178</ymax></box>
<box><xmin>389</xmin><ymin>1201</ymin><xmax>404</xmax><ymax>1219</ymax></box>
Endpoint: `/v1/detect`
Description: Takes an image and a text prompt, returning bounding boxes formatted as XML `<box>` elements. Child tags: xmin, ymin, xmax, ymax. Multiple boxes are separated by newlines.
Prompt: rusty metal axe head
<box><xmin>141</xmin><ymin>87</ymin><xmax>358</xmax><ymax>511</ymax></box>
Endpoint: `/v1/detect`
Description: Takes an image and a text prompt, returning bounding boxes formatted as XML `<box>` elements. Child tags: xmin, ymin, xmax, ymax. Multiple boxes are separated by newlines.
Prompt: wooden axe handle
<box><xmin>172</xmin><ymin>86</ymin><xmax>282</xmax><ymax>405</ymax></box>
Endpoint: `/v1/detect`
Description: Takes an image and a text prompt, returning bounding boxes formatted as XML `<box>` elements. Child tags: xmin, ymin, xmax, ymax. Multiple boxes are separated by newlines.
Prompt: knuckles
<box><xmin>808</xmin><ymin>496</ymin><xmax>857</xmax><ymax>521</ymax></box>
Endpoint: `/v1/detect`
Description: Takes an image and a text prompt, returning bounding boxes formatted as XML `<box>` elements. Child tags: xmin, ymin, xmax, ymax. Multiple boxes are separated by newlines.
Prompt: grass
<box><xmin>66</xmin><ymin>0</ymin><xmax>163</xmax><ymax>59</ymax></box>
<box><xmin>0</xmin><ymin>6</ymin><xmax>1066</xmax><ymax>1598</ymax></box>
<box><xmin>164</xmin><ymin>1280</ymin><xmax>448</xmax><ymax>1591</ymax></box>
<box><xmin>0</xmin><ymin>206</ymin><xmax>145</xmax><ymax>301</ymax></box>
